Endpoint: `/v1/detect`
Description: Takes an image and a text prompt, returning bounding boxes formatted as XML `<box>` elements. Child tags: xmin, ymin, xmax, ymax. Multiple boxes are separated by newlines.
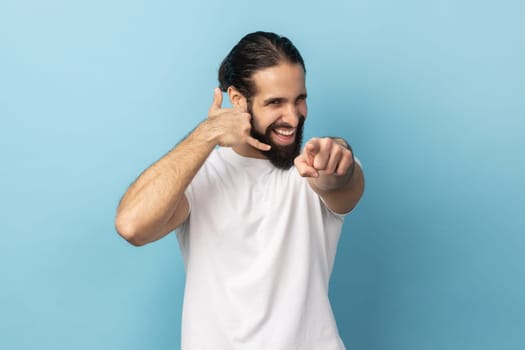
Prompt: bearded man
<box><xmin>116</xmin><ymin>31</ymin><xmax>365</xmax><ymax>350</ymax></box>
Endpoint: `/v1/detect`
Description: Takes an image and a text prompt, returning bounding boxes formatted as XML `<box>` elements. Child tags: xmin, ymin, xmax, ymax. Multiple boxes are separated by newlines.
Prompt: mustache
<box><xmin>270</xmin><ymin>122</ymin><xmax>295</xmax><ymax>129</ymax></box>
<box><xmin>266</xmin><ymin>116</ymin><xmax>305</xmax><ymax>130</ymax></box>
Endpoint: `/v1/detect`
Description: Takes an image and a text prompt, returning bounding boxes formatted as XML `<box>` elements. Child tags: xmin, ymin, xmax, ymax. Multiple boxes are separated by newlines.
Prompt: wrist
<box><xmin>195</xmin><ymin>119</ymin><xmax>222</xmax><ymax>146</ymax></box>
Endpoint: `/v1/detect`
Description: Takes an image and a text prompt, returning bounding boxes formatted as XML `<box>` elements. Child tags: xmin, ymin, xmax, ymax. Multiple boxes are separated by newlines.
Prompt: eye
<box><xmin>265</xmin><ymin>98</ymin><xmax>283</xmax><ymax>106</ymax></box>
<box><xmin>296</xmin><ymin>96</ymin><xmax>307</xmax><ymax>104</ymax></box>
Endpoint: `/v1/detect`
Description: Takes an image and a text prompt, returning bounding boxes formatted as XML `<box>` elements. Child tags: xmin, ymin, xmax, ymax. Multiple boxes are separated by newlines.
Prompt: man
<box><xmin>115</xmin><ymin>31</ymin><xmax>365</xmax><ymax>350</ymax></box>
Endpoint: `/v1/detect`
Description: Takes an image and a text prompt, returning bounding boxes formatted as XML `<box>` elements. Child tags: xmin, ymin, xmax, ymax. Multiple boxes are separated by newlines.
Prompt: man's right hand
<box><xmin>206</xmin><ymin>88</ymin><xmax>271</xmax><ymax>151</ymax></box>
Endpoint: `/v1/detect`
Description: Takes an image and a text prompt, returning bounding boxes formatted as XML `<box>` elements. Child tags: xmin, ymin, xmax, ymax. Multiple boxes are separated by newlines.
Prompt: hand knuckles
<box><xmin>321</xmin><ymin>138</ymin><xmax>333</xmax><ymax>148</ymax></box>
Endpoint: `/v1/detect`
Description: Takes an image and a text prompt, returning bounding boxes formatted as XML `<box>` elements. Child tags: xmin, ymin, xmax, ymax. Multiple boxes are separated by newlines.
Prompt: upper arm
<box><xmin>115</xmin><ymin>194</ymin><xmax>190</xmax><ymax>246</ymax></box>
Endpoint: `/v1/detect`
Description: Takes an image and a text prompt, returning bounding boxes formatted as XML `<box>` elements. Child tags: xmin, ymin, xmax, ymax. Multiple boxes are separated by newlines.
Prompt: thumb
<box><xmin>209</xmin><ymin>87</ymin><xmax>223</xmax><ymax>113</ymax></box>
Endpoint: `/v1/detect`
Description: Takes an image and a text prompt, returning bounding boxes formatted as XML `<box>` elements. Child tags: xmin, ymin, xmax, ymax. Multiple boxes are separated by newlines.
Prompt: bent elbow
<box><xmin>115</xmin><ymin>215</ymin><xmax>147</xmax><ymax>247</ymax></box>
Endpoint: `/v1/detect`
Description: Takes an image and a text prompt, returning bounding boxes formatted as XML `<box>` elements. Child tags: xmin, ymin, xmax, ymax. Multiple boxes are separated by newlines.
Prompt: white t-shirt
<box><xmin>177</xmin><ymin>147</ymin><xmax>347</xmax><ymax>350</ymax></box>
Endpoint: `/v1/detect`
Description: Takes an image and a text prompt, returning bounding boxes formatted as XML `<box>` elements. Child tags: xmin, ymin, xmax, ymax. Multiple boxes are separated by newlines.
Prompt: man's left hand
<box><xmin>294</xmin><ymin>137</ymin><xmax>354</xmax><ymax>179</ymax></box>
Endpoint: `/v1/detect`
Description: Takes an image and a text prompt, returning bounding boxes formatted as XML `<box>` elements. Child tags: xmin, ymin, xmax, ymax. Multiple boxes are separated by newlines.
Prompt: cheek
<box><xmin>254</xmin><ymin>111</ymin><xmax>281</xmax><ymax>132</ymax></box>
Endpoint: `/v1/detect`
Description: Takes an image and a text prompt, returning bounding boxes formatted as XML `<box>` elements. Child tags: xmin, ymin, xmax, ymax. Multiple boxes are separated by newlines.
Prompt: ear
<box><xmin>227</xmin><ymin>86</ymin><xmax>248</xmax><ymax>111</ymax></box>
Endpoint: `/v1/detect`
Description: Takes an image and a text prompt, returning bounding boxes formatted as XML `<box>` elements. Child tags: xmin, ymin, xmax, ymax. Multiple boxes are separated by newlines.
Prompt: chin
<box><xmin>250</xmin><ymin>116</ymin><xmax>305</xmax><ymax>169</ymax></box>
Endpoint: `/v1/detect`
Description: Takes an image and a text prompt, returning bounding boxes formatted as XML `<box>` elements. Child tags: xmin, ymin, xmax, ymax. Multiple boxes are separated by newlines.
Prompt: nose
<box><xmin>281</xmin><ymin>103</ymin><xmax>304</xmax><ymax>126</ymax></box>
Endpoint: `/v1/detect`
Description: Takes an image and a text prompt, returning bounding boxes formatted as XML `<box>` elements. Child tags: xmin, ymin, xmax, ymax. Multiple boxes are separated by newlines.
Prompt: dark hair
<box><xmin>218</xmin><ymin>31</ymin><xmax>306</xmax><ymax>99</ymax></box>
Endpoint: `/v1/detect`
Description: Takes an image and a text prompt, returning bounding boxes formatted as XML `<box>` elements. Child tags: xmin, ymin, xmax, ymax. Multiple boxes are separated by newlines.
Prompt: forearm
<box><xmin>116</xmin><ymin>86</ymin><xmax>269</xmax><ymax>245</ymax></box>
<box><xmin>115</xmin><ymin>120</ymin><xmax>218</xmax><ymax>243</ymax></box>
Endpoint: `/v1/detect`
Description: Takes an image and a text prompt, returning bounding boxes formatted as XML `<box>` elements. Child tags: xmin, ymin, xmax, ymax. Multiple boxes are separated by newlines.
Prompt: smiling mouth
<box><xmin>272</xmin><ymin>127</ymin><xmax>296</xmax><ymax>144</ymax></box>
<box><xmin>273</xmin><ymin>128</ymin><xmax>295</xmax><ymax>136</ymax></box>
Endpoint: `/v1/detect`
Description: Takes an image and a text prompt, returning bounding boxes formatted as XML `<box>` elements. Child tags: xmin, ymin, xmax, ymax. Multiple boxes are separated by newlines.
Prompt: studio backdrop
<box><xmin>1</xmin><ymin>0</ymin><xmax>524</xmax><ymax>349</ymax></box>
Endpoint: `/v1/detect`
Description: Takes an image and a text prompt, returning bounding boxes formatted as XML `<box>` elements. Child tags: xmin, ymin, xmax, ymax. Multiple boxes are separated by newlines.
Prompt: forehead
<box><xmin>251</xmin><ymin>63</ymin><xmax>306</xmax><ymax>99</ymax></box>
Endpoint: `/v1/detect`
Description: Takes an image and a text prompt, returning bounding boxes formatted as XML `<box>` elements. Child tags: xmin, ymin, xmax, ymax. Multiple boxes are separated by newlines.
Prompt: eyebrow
<box><xmin>263</xmin><ymin>93</ymin><xmax>307</xmax><ymax>105</ymax></box>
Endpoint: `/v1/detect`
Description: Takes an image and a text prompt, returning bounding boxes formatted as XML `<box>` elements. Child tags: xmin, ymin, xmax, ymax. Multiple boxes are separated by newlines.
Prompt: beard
<box><xmin>249</xmin><ymin>112</ymin><xmax>305</xmax><ymax>170</ymax></box>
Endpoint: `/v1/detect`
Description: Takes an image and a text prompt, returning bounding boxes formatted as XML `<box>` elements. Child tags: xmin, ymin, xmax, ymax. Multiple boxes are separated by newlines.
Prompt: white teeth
<box><xmin>274</xmin><ymin>128</ymin><xmax>295</xmax><ymax>136</ymax></box>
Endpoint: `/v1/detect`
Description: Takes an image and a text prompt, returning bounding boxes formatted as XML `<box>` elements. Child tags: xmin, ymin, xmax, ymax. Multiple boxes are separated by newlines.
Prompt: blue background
<box><xmin>1</xmin><ymin>0</ymin><xmax>524</xmax><ymax>349</ymax></box>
